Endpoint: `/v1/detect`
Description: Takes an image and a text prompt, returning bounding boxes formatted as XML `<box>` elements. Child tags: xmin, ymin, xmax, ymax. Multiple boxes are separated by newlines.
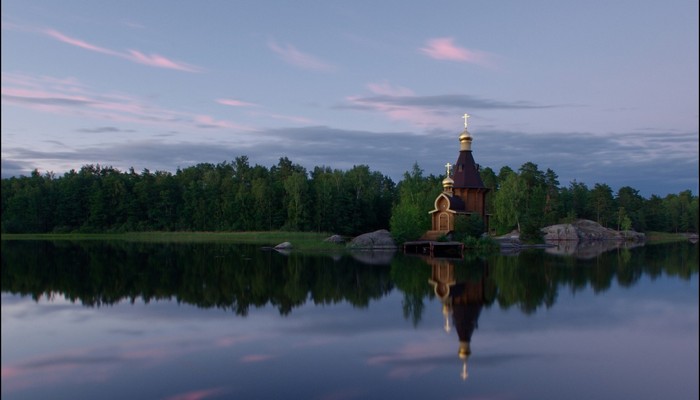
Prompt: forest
<box><xmin>1</xmin><ymin>155</ymin><xmax>698</xmax><ymax>241</ymax></box>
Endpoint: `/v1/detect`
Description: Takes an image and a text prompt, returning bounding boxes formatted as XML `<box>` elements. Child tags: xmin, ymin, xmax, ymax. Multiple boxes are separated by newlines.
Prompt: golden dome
<box><xmin>459</xmin><ymin>129</ymin><xmax>473</xmax><ymax>151</ymax></box>
<box><xmin>442</xmin><ymin>176</ymin><xmax>454</xmax><ymax>187</ymax></box>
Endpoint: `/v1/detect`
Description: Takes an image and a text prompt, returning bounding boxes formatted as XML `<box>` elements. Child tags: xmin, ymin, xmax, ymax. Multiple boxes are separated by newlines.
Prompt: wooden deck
<box><xmin>403</xmin><ymin>240</ymin><xmax>465</xmax><ymax>258</ymax></box>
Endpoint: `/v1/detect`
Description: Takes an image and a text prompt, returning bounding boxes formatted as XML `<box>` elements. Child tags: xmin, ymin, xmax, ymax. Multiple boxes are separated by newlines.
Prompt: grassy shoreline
<box><xmin>2</xmin><ymin>230</ymin><xmax>695</xmax><ymax>248</ymax></box>
<box><xmin>0</xmin><ymin>231</ymin><xmax>346</xmax><ymax>251</ymax></box>
<box><xmin>644</xmin><ymin>231</ymin><xmax>698</xmax><ymax>244</ymax></box>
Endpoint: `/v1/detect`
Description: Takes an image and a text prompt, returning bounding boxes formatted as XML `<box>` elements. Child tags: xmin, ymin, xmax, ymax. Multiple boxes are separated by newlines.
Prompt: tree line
<box><xmin>1</xmin><ymin>156</ymin><xmax>697</xmax><ymax>238</ymax></box>
<box><xmin>1</xmin><ymin>156</ymin><xmax>394</xmax><ymax>235</ymax></box>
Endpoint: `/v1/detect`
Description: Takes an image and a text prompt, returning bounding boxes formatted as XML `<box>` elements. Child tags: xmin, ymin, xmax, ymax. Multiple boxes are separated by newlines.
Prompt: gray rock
<box><xmin>274</xmin><ymin>241</ymin><xmax>293</xmax><ymax>250</ymax></box>
<box><xmin>324</xmin><ymin>234</ymin><xmax>345</xmax><ymax>244</ymax></box>
<box><xmin>494</xmin><ymin>230</ymin><xmax>521</xmax><ymax>246</ymax></box>
<box><xmin>541</xmin><ymin>219</ymin><xmax>645</xmax><ymax>242</ymax></box>
<box><xmin>348</xmin><ymin>229</ymin><xmax>397</xmax><ymax>249</ymax></box>
<box><xmin>541</xmin><ymin>224</ymin><xmax>579</xmax><ymax>241</ymax></box>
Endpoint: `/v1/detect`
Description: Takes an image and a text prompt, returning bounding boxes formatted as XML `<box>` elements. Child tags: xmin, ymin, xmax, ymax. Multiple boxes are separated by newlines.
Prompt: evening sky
<box><xmin>2</xmin><ymin>0</ymin><xmax>698</xmax><ymax>196</ymax></box>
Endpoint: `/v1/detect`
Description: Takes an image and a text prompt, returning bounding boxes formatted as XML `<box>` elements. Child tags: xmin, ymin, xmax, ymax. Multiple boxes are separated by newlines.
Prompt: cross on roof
<box><xmin>462</xmin><ymin>113</ymin><xmax>470</xmax><ymax>129</ymax></box>
<box><xmin>445</xmin><ymin>162</ymin><xmax>452</xmax><ymax>176</ymax></box>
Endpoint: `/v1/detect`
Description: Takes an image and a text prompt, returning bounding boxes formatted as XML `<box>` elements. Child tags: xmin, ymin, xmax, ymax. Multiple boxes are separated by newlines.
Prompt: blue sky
<box><xmin>2</xmin><ymin>0</ymin><xmax>698</xmax><ymax>197</ymax></box>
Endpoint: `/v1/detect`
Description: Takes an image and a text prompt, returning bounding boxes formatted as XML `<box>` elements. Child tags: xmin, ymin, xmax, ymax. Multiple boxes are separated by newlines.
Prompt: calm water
<box><xmin>1</xmin><ymin>240</ymin><xmax>698</xmax><ymax>400</ymax></box>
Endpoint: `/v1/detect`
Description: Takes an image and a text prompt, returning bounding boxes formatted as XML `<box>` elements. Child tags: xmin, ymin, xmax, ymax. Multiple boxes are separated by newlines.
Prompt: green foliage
<box><xmin>591</xmin><ymin>183</ymin><xmax>615</xmax><ymax>227</ymax></box>
<box><xmin>617</xmin><ymin>207</ymin><xmax>633</xmax><ymax>231</ymax></box>
<box><xmin>389</xmin><ymin>202</ymin><xmax>426</xmax><ymax>243</ymax></box>
<box><xmin>492</xmin><ymin>170</ymin><xmax>525</xmax><ymax>233</ymax></box>
<box><xmin>463</xmin><ymin>236</ymin><xmax>478</xmax><ymax>248</ymax></box>
<box><xmin>460</xmin><ymin>236</ymin><xmax>499</xmax><ymax>255</ymax></box>
<box><xmin>1</xmin><ymin>160</ymin><xmax>396</xmax><ymax>236</ymax></box>
<box><xmin>453</xmin><ymin>213</ymin><xmax>484</xmax><ymax>241</ymax></box>
<box><xmin>1</xmin><ymin>158</ymin><xmax>697</xmax><ymax>236</ymax></box>
<box><xmin>389</xmin><ymin>163</ymin><xmax>440</xmax><ymax>243</ymax></box>
<box><xmin>436</xmin><ymin>234</ymin><xmax>450</xmax><ymax>242</ymax></box>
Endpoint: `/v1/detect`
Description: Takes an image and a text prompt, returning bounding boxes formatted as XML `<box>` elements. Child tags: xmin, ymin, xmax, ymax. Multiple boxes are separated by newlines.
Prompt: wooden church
<box><xmin>425</xmin><ymin>114</ymin><xmax>490</xmax><ymax>239</ymax></box>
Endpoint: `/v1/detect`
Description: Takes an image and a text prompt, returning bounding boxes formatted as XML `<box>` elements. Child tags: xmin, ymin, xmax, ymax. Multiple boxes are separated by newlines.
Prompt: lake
<box><xmin>1</xmin><ymin>240</ymin><xmax>698</xmax><ymax>400</ymax></box>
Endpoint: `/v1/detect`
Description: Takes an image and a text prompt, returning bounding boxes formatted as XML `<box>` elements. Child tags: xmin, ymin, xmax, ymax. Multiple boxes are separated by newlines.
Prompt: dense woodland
<box><xmin>1</xmin><ymin>156</ymin><xmax>698</xmax><ymax>240</ymax></box>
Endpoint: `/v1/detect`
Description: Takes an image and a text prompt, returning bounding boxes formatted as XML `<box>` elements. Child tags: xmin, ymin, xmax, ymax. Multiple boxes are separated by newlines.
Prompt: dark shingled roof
<box><xmin>452</xmin><ymin>150</ymin><xmax>485</xmax><ymax>188</ymax></box>
<box><xmin>448</xmin><ymin>194</ymin><xmax>465</xmax><ymax>211</ymax></box>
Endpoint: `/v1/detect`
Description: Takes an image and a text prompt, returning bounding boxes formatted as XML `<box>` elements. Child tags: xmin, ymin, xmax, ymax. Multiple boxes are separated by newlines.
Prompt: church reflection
<box><xmin>427</xmin><ymin>257</ymin><xmax>489</xmax><ymax>381</ymax></box>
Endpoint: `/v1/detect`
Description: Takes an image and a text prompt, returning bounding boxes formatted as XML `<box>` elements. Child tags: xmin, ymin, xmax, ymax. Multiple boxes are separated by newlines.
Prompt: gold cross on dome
<box><xmin>462</xmin><ymin>113</ymin><xmax>470</xmax><ymax>129</ymax></box>
<box><xmin>445</xmin><ymin>162</ymin><xmax>452</xmax><ymax>176</ymax></box>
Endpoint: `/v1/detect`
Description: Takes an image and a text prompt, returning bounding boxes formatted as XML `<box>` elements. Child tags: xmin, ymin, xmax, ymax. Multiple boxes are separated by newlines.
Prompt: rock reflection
<box><xmin>427</xmin><ymin>257</ymin><xmax>487</xmax><ymax>381</ymax></box>
<box><xmin>545</xmin><ymin>240</ymin><xmax>645</xmax><ymax>259</ymax></box>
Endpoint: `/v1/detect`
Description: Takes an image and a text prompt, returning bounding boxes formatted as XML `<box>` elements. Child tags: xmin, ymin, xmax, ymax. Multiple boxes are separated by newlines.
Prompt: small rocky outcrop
<box><xmin>348</xmin><ymin>229</ymin><xmax>397</xmax><ymax>249</ymax></box>
<box><xmin>324</xmin><ymin>234</ymin><xmax>345</xmax><ymax>244</ymax></box>
<box><xmin>274</xmin><ymin>241</ymin><xmax>293</xmax><ymax>250</ymax></box>
<box><xmin>494</xmin><ymin>230</ymin><xmax>521</xmax><ymax>247</ymax></box>
<box><xmin>541</xmin><ymin>219</ymin><xmax>645</xmax><ymax>242</ymax></box>
<box><xmin>540</xmin><ymin>224</ymin><xmax>579</xmax><ymax>241</ymax></box>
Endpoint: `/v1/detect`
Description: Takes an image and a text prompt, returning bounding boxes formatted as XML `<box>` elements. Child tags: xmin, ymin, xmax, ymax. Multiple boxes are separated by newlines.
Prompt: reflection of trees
<box><xmin>1</xmin><ymin>241</ymin><xmax>696</xmax><ymax>319</ymax></box>
<box><xmin>390</xmin><ymin>255</ymin><xmax>432</xmax><ymax>326</ymax></box>
<box><xmin>490</xmin><ymin>251</ymin><xmax>557</xmax><ymax>313</ymax></box>
<box><xmin>489</xmin><ymin>243</ymin><xmax>698</xmax><ymax>314</ymax></box>
<box><xmin>0</xmin><ymin>241</ymin><xmax>394</xmax><ymax>315</ymax></box>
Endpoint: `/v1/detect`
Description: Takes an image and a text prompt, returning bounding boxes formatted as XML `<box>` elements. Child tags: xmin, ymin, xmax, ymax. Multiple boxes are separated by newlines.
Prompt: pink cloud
<box><xmin>3</xmin><ymin>73</ymin><xmax>253</xmax><ymax>131</ymax></box>
<box><xmin>420</xmin><ymin>37</ymin><xmax>492</xmax><ymax>66</ymax></box>
<box><xmin>345</xmin><ymin>93</ymin><xmax>445</xmax><ymax>128</ymax></box>
<box><xmin>164</xmin><ymin>387</ymin><xmax>226</xmax><ymax>400</ymax></box>
<box><xmin>1</xmin><ymin>366</ymin><xmax>20</xmax><ymax>378</ymax></box>
<box><xmin>365</xmin><ymin>339</ymin><xmax>450</xmax><ymax>379</ymax></box>
<box><xmin>45</xmin><ymin>29</ymin><xmax>119</xmax><ymax>56</ymax></box>
<box><xmin>2</xmin><ymin>87</ymin><xmax>91</xmax><ymax>105</ymax></box>
<box><xmin>194</xmin><ymin>114</ymin><xmax>249</xmax><ymax>130</ymax></box>
<box><xmin>366</xmin><ymin>81</ymin><xmax>414</xmax><ymax>97</ymax></box>
<box><xmin>44</xmin><ymin>28</ymin><xmax>201</xmax><ymax>72</ymax></box>
<box><xmin>216</xmin><ymin>98</ymin><xmax>259</xmax><ymax>107</ymax></box>
<box><xmin>268</xmin><ymin>40</ymin><xmax>334</xmax><ymax>71</ymax></box>
<box><xmin>215</xmin><ymin>335</ymin><xmax>255</xmax><ymax>347</ymax></box>
<box><xmin>125</xmin><ymin>50</ymin><xmax>200</xmax><ymax>72</ymax></box>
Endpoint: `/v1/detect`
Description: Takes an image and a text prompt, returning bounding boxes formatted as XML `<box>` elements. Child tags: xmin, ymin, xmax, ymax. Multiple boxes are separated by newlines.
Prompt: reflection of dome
<box><xmin>458</xmin><ymin>341</ymin><xmax>471</xmax><ymax>359</ymax></box>
<box><xmin>459</xmin><ymin>341</ymin><xmax>471</xmax><ymax>381</ymax></box>
<box><xmin>436</xmin><ymin>282</ymin><xmax>450</xmax><ymax>298</ymax></box>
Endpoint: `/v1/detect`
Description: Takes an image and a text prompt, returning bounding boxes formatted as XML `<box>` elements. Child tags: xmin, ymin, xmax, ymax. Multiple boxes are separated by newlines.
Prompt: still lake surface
<box><xmin>1</xmin><ymin>240</ymin><xmax>698</xmax><ymax>400</ymax></box>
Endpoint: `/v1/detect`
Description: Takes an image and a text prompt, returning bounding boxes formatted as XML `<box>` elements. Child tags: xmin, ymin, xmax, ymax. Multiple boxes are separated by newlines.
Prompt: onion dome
<box><xmin>459</xmin><ymin>129</ymin><xmax>472</xmax><ymax>151</ymax></box>
<box><xmin>442</xmin><ymin>175</ymin><xmax>454</xmax><ymax>189</ymax></box>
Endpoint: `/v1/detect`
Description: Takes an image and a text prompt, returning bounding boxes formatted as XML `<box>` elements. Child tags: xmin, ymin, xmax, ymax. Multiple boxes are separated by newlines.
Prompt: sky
<box><xmin>2</xmin><ymin>0</ymin><xmax>698</xmax><ymax>197</ymax></box>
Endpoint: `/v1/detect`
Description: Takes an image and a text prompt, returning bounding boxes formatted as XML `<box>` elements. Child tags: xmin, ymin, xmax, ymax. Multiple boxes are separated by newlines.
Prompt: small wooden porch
<box><xmin>403</xmin><ymin>240</ymin><xmax>465</xmax><ymax>258</ymax></box>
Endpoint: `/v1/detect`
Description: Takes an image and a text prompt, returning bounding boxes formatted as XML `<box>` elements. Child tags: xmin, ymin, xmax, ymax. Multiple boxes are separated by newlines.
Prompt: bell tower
<box><xmin>449</xmin><ymin>114</ymin><xmax>489</xmax><ymax>230</ymax></box>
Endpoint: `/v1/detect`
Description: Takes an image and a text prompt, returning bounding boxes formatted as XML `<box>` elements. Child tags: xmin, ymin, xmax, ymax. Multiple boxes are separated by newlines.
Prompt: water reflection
<box><xmin>545</xmin><ymin>240</ymin><xmax>645</xmax><ymax>259</ymax></box>
<box><xmin>1</xmin><ymin>240</ymin><xmax>698</xmax><ymax>400</ymax></box>
<box><xmin>427</xmin><ymin>257</ymin><xmax>486</xmax><ymax>380</ymax></box>
<box><xmin>1</xmin><ymin>240</ymin><xmax>697</xmax><ymax>319</ymax></box>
